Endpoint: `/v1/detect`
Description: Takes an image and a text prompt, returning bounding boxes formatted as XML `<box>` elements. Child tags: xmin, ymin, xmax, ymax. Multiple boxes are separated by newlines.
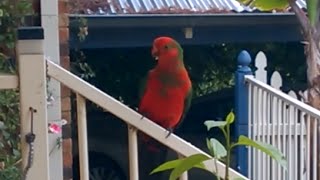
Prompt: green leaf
<box><xmin>207</xmin><ymin>138</ymin><xmax>227</xmax><ymax>159</ymax></box>
<box><xmin>12</xmin><ymin>149</ymin><xmax>20</xmax><ymax>157</ymax></box>
<box><xmin>169</xmin><ymin>154</ymin><xmax>210</xmax><ymax>180</ymax></box>
<box><xmin>0</xmin><ymin>121</ymin><xmax>4</xmax><ymax>129</ymax></box>
<box><xmin>204</xmin><ymin>120</ymin><xmax>227</xmax><ymax>131</ymax></box>
<box><xmin>5</xmin><ymin>41</ymin><xmax>14</xmax><ymax>49</ymax></box>
<box><xmin>0</xmin><ymin>35</ymin><xmax>4</xmax><ymax>42</ymax></box>
<box><xmin>206</xmin><ymin>138</ymin><xmax>215</xmax><ymax>156</ymax></box>
<box><xmin>237</xmin><ymin>0</ymin><xmax>289</xmax><ymax>11</ymax></box>
<box><xmin>234</xmin><ymin>135</ymin><xmax>287</xmax><ymax>170</ymax></box>
<box><xmin>2</xmin><ymin>130</ymin><xmax>9</xmax><ymax>139</ymax></box>
<box><xmin>150</xmin><ymin>157</ymin><xmax>206</xmax><ymax>175</ymax></box>
<box><xmin>225</xmin><ymin>110</ymin><xmax>235</xmax><ymax>124</ymax></box>
<box><xmin>150</xmin><ymin>159</ymin><xmax>183</xmax><ymax>174</ymax></box>
<box><xmin>307</xmin><ymin>0</ymin><xmax>318</xmax><ymax>26</ymax></box>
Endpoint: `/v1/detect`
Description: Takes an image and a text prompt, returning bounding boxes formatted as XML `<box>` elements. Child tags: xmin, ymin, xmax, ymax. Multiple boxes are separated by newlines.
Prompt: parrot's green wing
<box><xmin>175</xmin><ymin>86</ymin><xmax>193</xmax><ymax>129</ymax></box>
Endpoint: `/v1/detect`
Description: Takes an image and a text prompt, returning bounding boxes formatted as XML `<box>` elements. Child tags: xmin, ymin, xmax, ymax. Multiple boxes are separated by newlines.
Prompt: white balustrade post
<box><xmin>128</xmin><ymin>125</ymin><xmax>139</xmax><ymax>180</ymax></box>
<box><xmin>17</xmin><ymin>27</ymin><xmax>50</xmax><ymax>180</ymax></box>
<box><xmin>76</xmin><ymin>94</ymin><xmax>89</xmax><ymax>180</ymax></box>
<box><xmin>41</xmin><ymin>0</ymin><xmax>63</xmax><ymax>177</ymax></box>
<box><xmin>178</xmin><ymin>153</ymin><xmax>188</xmax><ymax>180</ymax></box>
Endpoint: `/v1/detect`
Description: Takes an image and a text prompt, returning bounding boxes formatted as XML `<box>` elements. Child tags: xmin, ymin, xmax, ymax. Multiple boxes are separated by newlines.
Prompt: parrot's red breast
<box><xmin>139</xmin><ymin>69</ymin><xmax>191</xmax><ymax>128</ymax></box>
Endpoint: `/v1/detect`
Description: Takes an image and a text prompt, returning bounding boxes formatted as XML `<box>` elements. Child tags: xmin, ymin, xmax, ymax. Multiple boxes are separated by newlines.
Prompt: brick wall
<box><xmin>58</xmin><ymin>0</ymin><xmax>72</xmax><ymax>179</ymax></box>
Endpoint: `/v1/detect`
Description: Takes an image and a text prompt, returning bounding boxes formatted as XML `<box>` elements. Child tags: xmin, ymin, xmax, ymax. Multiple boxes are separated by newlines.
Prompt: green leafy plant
<box><xmin>151</xmin><ymin>110</ymin><xmax>287</xmax><ymax>180</ymax></box>
<box><xmin>68</xmin><ymin>1</ymin><xmax>95</xmax><ymax>80</ymax></box>
<box><xmin>0</xmin><ymin>0</ymin><xmax>34</xmax><ymax>179</ymax></box>
<box><xmin>0</xmin><ymin>90</ymin><xmax>20</xmax><ymax>180</ymax></box>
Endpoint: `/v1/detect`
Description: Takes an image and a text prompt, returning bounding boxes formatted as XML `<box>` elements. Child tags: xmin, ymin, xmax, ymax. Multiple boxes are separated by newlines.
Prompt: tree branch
<box><xmin>315</xmin><ymin>1</ymin><xmax>320</xmax><ymax>38</ymax></box>
<box><xmin>288</xmin><ymin>0</ymin><xmax>312</xmax><ymax>37</ymax></box>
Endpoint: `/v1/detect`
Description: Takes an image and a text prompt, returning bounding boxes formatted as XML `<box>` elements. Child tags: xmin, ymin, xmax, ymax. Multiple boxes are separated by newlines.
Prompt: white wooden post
<box><xmin>178</xmin><ymin>153</ymin><xmax>188</xmax><ymax>180</ymax></box>
<box><xmin>17</xmin><ymin>27</ymin><xmax>50</xmax><ymax>180</ymax></box>
<box><xmin>128</xmin><ymin>125</ymin><xmax>139</xmax><ymax>180</ymax></box>
<box><xmin>40</xmin><ymin>0</ymin><xmax>63</xmax><ymax>178</ymax></box>
<box><xmin>76</xmin><ymin>94</ymin><xmax>90</xmax><ymax>180</ymax></box>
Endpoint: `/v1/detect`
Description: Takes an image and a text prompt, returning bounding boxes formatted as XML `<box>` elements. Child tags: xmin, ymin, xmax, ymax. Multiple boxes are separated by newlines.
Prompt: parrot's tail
<box><xmin>139</xmin><ymin>132</ymin><xmax>162</xmax><ymax>153</ymax></box>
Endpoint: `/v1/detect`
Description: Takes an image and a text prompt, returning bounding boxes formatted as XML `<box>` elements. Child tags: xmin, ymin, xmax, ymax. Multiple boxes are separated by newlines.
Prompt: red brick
<box><xmin>61</xmin><ymin>84</ymin><xmax>71</xmax><ymax>98</ymax></box>
<box><xmin>59</xmin><ymin>14</ymin><xmax>69</xmax><ymax>27</ymax></box>
<box><xmin>61</xmin><ymin>56</ymin><xmax>70</xmax><ymax>70</ymax></box>
<box><xmin>58</xmin><ymin>0</ymin><xmax>70</xmax><ymax>13</ymax></box>
<box><xmin>32</xmin><ymin>0</ymin><xmax>41</xmax><ymax>14</ymax></box>
<box><xmin>59</xmin><ymin>28</ymin><xmax>69</xmax><ymax>44</ymax></box>
<box><xmin>63</xmin><ymin>168</ymin><xmax>73</xmax><ymax>180</ymax></box>
<box><xmin>63</xmin><ymin>139</ymin><xmax>73</xmax><ymax>167</ymax></box>
<box><xmin>59</xmin><ymin>1</ymin><xmax>72</xmax><ymax>178</ymax></box>
<box><xmin>60</xmin><ymin>43</ymin><xmax>69</xmax><ymax>56</ymax></box>
<box><xmin>62</xmin><ymin>111</ymin><xmax>71</xmax><ymax>123</ymax></box>
<box><xmin>62</xmin><ymin>124</ymin><xmax>72</xmax><ymax>139</ymax></box>
<box><xmin>61</xmin><ymin>97</ymin><xmax>71</xmax><ymax>111</ymax></box>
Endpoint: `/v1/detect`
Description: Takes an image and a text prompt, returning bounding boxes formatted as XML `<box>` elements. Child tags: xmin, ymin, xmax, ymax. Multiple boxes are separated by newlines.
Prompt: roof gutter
<box><xmin>69</xmin><ymin>13</ymin><xmax>299</xmax><ymax>29</ymax></box>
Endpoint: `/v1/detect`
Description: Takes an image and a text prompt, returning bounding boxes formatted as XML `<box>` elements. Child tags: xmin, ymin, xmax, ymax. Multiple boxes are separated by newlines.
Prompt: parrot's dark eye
<box><xmin>164</xmin><ymin>45</ymin><xmax>169</xmax><ymax>49</ymax></box>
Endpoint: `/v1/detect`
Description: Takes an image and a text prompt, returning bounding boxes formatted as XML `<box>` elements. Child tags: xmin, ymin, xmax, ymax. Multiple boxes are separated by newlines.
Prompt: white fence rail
<box><xmin>245</xmin><ymin>52</ymin><xmax>320</xmax><ymax>180</ymax></box>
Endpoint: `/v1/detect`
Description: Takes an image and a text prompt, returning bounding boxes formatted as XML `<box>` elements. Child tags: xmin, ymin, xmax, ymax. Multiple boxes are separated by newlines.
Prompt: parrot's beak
<box><xmin>152</xmin><ymin>47</ymin><xmax>159</xmax><ymax>61</ymax></box>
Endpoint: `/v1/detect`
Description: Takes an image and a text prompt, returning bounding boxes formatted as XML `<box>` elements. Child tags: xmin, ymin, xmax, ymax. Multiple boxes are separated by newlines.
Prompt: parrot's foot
<box><xmin>165</xmin><ymin>128</ymin><xmax>173</xmax><ymax>138</ymax></box>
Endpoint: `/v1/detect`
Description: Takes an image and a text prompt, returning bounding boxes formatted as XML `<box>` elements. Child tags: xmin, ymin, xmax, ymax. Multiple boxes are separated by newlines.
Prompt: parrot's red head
<box><xmin>151</xmin><ymin>37</ymin><xmax>184</xmax><ymax>68</ymax></box>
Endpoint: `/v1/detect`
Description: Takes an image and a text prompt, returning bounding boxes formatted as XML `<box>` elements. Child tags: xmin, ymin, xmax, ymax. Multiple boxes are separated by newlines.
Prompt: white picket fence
<box><xmin>246</xmin><ymin>51</ymin><xmax>319</xmax><ymax>180</ymax></box>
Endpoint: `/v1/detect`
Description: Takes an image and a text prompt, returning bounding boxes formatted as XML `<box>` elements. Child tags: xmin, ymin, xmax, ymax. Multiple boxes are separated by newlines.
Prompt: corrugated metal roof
<box><xmin>74</xmin><ymin>0</ymin><xmax>306</xmax><ymax>15</ymax></box>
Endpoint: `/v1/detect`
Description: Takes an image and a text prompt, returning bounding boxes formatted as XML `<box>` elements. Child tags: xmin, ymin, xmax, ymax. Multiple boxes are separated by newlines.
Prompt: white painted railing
<box><xmin>245</xmin><ymin>75</ymin><xmax>319</xmax><ymax>180</ymax></box>
<box><xmin>46</xmin><ymin>59</ymin><xmax>248</xmax><ymax>180</ymax></box>
<box><xmin>0</xmin><ymin>74</ymin><xmax>18</xmax><ymax>89</ymax></box>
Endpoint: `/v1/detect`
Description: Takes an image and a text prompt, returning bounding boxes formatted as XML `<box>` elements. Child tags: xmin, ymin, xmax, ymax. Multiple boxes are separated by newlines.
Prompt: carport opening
<box><xmin>70</xmin><ymin>42</ymin><xmax>305</xmax><ymax>180</ymax></box>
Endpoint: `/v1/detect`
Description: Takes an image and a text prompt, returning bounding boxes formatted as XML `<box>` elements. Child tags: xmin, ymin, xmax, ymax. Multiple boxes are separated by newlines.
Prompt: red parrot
<box><xmin>138</xmin><ymin>36</ymin><xmax>192</xmax><ymax>152</ymax></box>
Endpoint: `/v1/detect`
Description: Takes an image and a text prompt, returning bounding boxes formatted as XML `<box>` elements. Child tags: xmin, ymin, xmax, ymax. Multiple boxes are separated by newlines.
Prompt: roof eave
<box><xmin>69</xmin><ymin>13</ymin><xmax>302</xmax><ymax>49</ymax></box>
<box><xmin>69</xmin><ymin>13</ymin><xmax>298</xmax><ymax>28</ymax></box>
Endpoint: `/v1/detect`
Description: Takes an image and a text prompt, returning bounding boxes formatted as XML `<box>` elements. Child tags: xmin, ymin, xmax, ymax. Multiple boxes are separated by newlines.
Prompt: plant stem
<box><xmin>213</xmin><ymin>155</ymin><xmax>221</xmax><ymax>180</ymax></box>
<box><xmin>12</xmin><ymin>158</ymin><xmax>22</xmax><ymax>166</ymax></box>
<box><xmin>220</xmin><ymin>127</ymin><xmax>229</xmax><ymax>179</ymax></box>
<box><xmin>225</xmin><ymin>124</ymin><xmax>231</xmax><ymax>180</ymax></box>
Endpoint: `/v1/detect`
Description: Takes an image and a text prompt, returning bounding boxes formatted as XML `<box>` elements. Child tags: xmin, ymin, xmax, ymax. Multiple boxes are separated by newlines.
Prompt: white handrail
<box><xmin>46</xmin><ymin>60</ymin><xmax>248</xmax><ymax>179</ymax></box>
<box><xmin>0</xmin><ymin>74</ymin><xmax>18</xmax><ymax>89</ymax></box>
<box><xmin>245</xmin><ymin>75</ymin><xmax>320</xmax><ymax>119</ymax></box>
